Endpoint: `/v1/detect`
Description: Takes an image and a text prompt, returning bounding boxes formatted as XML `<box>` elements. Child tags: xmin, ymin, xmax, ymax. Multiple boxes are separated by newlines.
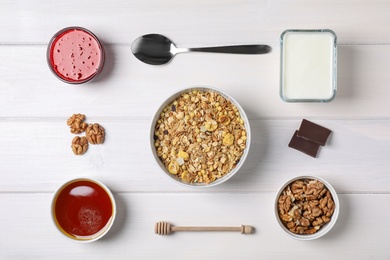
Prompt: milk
<box><xmin>280</xmin><ymin>30</ymin><xmax>337</xmax><ymax>102</ymax></box>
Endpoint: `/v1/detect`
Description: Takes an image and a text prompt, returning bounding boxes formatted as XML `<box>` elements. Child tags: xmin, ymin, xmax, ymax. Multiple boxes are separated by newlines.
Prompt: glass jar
<box><xmin>47</xmin><ymin>26</ymin><xmax>105</xmax><ymax>84</ymax></box>
<box><xmin>280</xmin><ymin>29</ymin><xmax>337</xmax><ymax>102</ymax></box>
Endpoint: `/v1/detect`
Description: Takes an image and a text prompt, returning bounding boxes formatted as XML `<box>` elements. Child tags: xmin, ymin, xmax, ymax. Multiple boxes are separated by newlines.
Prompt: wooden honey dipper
<box><xmin>155</xmin><ymin>221</ymin><xmax>254</xmax><ymax>235</ymax></box>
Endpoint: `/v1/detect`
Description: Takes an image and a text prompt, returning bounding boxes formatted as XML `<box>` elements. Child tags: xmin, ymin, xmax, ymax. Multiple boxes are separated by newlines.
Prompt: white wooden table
<box><xmin>1</xmin><ymin>0</ymin><xmax>390</xmax><ymax>259</ymax></box>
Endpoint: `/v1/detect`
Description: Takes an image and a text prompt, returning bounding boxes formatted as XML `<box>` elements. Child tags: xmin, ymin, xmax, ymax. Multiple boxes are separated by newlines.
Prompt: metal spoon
<box><xmin>131</xmin><ymin>34</ymin><xmax>271</xmax><ymax>65</ymax></box>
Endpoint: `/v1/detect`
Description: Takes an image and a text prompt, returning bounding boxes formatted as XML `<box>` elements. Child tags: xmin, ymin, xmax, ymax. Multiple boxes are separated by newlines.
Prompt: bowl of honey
<box><xmin>51</xmin><ymin>178</ymin><xmax>116</xmax><ymax>242</ymax></box>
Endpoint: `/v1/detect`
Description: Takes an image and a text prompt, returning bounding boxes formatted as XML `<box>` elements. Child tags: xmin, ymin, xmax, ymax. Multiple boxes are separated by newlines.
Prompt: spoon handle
<box><xmin>187</xmin><ymin>44</ymin><xmax>271</xmax><ymax>54</ymax></box>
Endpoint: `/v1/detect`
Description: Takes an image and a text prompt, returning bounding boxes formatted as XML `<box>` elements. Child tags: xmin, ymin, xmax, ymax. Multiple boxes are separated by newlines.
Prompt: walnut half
<box><xmin>71</xmin><ymin>136</ymin><xmax>88</xmax><ymax>155</ymax></box>
<box><xmin>67</xmin><ymin>114</ymin><xmax>88</xmax><ymax>134</ymax></box>
<box><xmin>86</xmin><ymin>123</ymin><xmax>105</xmax><ymax>144</ymax></box>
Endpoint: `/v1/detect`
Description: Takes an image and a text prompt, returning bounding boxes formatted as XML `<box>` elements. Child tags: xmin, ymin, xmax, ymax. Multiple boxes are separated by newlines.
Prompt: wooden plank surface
<box><xmin>2</xmin><ymin>0</ymin><xmax>390</xmax><ymax>44</ymax></box>
<box><xmin>1</xmin><ymin>44</ymin><xmax>390</xmax><ymax>119</ymax></box>
<box><xmin>1</xmin><ymin>193</ymin><xmax>390</xmax><ymax>259</ymax></box>
<box><xmin>1</xmin><ymin>0</ymin><xmax>390</xmax><ymax>258</ymax></box>
<box><xmin>0</xmin><ymin>119</ymin><xmax>389</xmax><ymax>193</ymax></box>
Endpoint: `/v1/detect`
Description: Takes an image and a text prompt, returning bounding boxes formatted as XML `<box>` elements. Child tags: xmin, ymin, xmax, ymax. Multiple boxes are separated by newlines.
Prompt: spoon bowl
<box><xmin>131</xmin><ymin>34</ymin><xmax>271</xmax><ymax>65</ymax></box>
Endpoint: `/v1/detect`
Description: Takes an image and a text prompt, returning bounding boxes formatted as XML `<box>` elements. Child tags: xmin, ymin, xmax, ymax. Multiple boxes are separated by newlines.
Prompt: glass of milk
<box><xmin>280</xmin><ymin>29</ymin><xmax>337</xmax><ymax>102</ymax></box>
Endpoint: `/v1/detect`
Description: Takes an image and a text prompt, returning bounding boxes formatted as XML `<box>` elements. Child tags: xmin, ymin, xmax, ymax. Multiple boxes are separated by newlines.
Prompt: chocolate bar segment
<box><xmin>297</xmin><ymin>119</ymin><xmax>331</xmax><ymax>146</ymax></box>
<box><xmin>289</xmin><ymin>130</ymin><xmax>320</xmax><ymax>158</ymax></box>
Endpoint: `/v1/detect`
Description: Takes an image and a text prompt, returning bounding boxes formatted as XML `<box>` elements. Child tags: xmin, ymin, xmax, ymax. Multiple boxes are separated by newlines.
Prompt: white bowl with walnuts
<box><xmin>150</xmin><ymin>87</ymin><xmax>251</xmax><ymax>188</ymax></box>
<box><xmin>275</xmin><ymin>176</ymin><xmax>339</xmax><ymax>240</ymax></box>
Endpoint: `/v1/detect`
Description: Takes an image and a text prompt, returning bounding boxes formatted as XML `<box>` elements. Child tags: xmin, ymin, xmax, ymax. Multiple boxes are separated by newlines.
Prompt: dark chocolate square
<box><xmin>289</xmin><ymin>130</ymin><xmax>320</xmax><ymax>158</ymax></box>
<box><xmin>297</xmin><ymin>119</ymin><xmax>331</xmax><ymax>146</ymax></box>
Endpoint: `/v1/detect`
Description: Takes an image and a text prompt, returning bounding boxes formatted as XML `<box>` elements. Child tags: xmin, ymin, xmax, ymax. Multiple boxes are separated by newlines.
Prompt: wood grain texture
<box><xmin>1</xmin><ymin>45</ymin><xmax>390</xmax><ymax>118</ymax></box>
<box><xmin>1</xmin><ymin>193</ymin><xmax>390</xmax><ymax>259</ymax></box>
<box><xmin>0</xmin><ymin>119</ymin><xmax>389</xmax><ymax>193</ymax></box>
<box><xmin>1</xmin><ymin>0</ymin><xmax>390</xmax><ymax>44</ymax></box>
<box><xmin>1</xmin><ymin>0</ymin><xmax>390</xmax><ymax>258</ymax></box>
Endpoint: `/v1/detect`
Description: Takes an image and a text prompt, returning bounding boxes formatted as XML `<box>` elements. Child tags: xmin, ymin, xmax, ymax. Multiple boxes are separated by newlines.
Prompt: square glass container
<box><xmin>280</xmin><ymin>29</ymin><xmax>337</xmax><ymax>102</ymax></box>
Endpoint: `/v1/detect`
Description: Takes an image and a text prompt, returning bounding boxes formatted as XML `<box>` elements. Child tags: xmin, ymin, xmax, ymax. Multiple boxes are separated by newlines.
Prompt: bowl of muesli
<box><xmin>274</xmin><ymin>176</ymin><xmax>339</xmax><ymax>240</ymax></box>
<box><xmin>150</xmin><ymin>86</ymin><xmax>251</xmax><ymax>188</ymax></box>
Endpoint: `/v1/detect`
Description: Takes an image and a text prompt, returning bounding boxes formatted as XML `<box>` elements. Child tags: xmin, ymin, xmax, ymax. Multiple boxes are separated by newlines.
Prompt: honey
<box><xmin>52</xmin><ymin>179</ymin><xmax>114</xmax><ymax>241</ymax></box>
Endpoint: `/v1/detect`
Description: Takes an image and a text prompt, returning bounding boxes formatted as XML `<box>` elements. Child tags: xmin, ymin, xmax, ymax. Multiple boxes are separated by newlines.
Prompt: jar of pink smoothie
<box><xmin>47</xmin><ymin>27</ymin><xmax>105</xmax><ymax>84</ymax></box>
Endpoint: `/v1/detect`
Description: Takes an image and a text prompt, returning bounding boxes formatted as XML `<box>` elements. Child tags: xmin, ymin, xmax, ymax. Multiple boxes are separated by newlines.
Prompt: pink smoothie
<box><xmin>49</xmin><ymin>28</ymin><xmax>103</xmax><ymax>83</ymax></box>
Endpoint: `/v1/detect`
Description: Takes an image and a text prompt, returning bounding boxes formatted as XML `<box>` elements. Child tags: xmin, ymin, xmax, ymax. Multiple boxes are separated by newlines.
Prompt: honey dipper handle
<box><xmin>155</xmin><ymin>222</ymin><xmax>254</xmax><ymax>235</ymax></box>
<box><xmin>172</xmin><ymin>226</ymin><xmax>238</xmax><ymax>232</ymax></box>
<box><xmin>171</xmin><ymin>225</ymin><xmax>253</xmax><ymax>234</ymax></box>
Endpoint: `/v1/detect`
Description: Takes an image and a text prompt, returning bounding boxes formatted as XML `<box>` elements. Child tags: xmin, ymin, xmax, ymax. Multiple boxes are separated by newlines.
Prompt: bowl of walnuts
<box><xmin>150</xmin><ymin>86</ymin><xmax>251</xmax><ymax>188</ymax></box>
<box><xmin>275</xmin><ymin>176</ymin><xmax>339</xmax><ymax>240</ymax></box>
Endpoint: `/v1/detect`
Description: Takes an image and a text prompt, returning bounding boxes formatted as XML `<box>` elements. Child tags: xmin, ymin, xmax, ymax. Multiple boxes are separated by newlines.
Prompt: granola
<box><xmin>154</xmin><ymin>89</ymin><xmax>247</xmax><ymax>184</ymax></box>
<box><xmin>277</xmin><ymin>179</ymin><xmax>336</xmax><ymax>235</ymax></box>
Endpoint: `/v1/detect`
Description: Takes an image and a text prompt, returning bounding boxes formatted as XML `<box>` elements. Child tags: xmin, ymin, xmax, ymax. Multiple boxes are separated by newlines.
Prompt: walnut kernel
<box><xmin>278</xmin><ymin>179</ymin><xmax>336</xmax><ymax>235</ymax></box>
<box><xmin>71</xmin><ymin>136</ymin><xmax>88</xmax><ymax>155</ymax></box>
<box><xmin>86</xmin><ymin>123</ymin><xmax>105</xmax><ymax>144</ymax></box>
<box><xmin>67</xmin><ymin>113</ymin><xmax>88</xmax><ymax>134</ymax></box>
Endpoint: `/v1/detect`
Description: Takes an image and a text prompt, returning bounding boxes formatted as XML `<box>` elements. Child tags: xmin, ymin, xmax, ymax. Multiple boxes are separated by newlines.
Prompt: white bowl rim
<box><xmin>149</xmin><ymin>86</ymin><xmax>251</xmax><ymax>188</ymax></box>
<box><xmin>51</xmin><ymin>177</ymin><xmax>117</xmax><ymax>243</ymax></box>
<box><xmin>274</xmin><ymin>175</ymin><xmax>340</xmax><ymax>240</ymax></box>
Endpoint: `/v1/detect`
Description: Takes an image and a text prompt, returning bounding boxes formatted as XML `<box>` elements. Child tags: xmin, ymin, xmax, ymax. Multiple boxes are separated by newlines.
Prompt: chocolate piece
<box><xmin>289</xmin><ymin>130</ymin><xmax>320</xmax><ymax>158</ymax></box>
<box><xmin>297</xmin><ymin>119</ymin><xmax>331</xmax><ymax>146</ymax></box>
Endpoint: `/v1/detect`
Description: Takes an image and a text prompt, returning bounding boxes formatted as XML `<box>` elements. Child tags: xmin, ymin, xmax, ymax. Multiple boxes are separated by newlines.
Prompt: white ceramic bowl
<box><xmin>51</xmin><ymin>178</ymin><xmax>116</xmax><ymax>242</ymax></box>
<box><xmin>274</xmin><ymin>175</ymin><xmax>339</xmax><ymax>240</ymax></box>
<box><xmin>150</xmin><ymin>86</ymin><xmax>251</xmax><ymax>188</ymax></box>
